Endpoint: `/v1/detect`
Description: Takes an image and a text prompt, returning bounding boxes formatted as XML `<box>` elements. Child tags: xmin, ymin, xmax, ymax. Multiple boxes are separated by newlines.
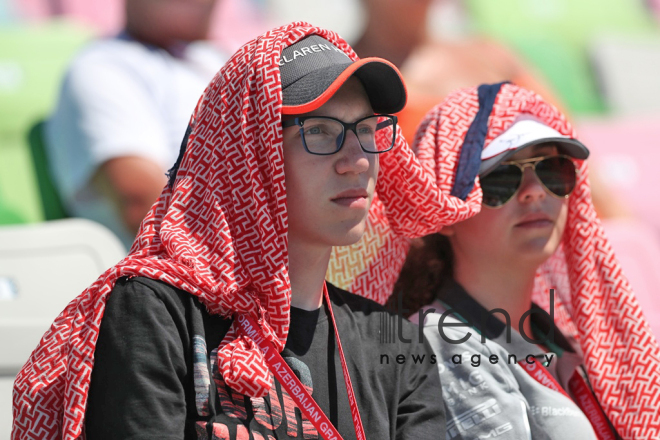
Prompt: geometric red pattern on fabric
<box><xmin>328</xmin><ymin>116</ymin><xmax>484</xmax><ymax>302</ymax></box>
<box><xmin>13</xmin><ymin>22</ymin><xmax>339</xmax><ymax>440</ymax></box>
<box><xmin>329</xmin><ymin>84</ymin><xmax>660</xmax><ymax>439</ymax></box>
<box><xmin>12</xmin><ymin>22</ymin><xmax>482</xmax><ymax>440</ymax></box>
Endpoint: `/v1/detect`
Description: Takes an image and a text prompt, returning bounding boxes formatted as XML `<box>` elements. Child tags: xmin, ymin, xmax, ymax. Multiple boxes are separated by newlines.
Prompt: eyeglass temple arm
<box><xmin>376</xmin><ymin>117</ymin><xmax>396</xmax><ymax>130</ymax></box>
<box><xmin>281</xmin><ymin>118</ymin><xmax>298</xmax><ymax>128</ymax></box>
<box><xmin>501</xmin><ymin>154</ymin><xmax>572</xmax><ymax>166</ymax></box>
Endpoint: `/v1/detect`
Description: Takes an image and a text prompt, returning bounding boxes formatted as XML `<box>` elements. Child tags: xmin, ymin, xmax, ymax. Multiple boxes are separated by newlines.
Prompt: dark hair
<box><xmin>387</xmin><ymin>233</ymin><xmax>454</xmax><ymax>317</ymax></box>
<box><xmin>167</xmin><ymin>125</ymin><xmax>192</xmax><ymax>189</ymax></box>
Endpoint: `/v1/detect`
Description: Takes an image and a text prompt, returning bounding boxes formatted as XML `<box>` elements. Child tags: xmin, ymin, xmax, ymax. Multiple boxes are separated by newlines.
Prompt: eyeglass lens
<box><xmin>480</xmin><ymin>156</ymin><xmax>576</xmax><ymax>207</ymax></box>
<box><xmin>480</xmin><ymin>164</ymin><xmax>522</xmax><ymax>207</ymax></box>
<box><xmin>535</xmin><ymin>156</ymin><xmax>576</xmax><ymax>198</ymax></box>
<box><xmin>301</xmin><ymin>116</ymin><xmax>395</xmax><ymax>155</ymax></box>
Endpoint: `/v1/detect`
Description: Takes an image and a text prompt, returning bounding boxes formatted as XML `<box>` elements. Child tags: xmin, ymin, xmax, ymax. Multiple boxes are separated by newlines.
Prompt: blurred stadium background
<box><xmin>2</xmin><ymin>0</ymin><xmax>660</xmax><ymax>437</ymax></box>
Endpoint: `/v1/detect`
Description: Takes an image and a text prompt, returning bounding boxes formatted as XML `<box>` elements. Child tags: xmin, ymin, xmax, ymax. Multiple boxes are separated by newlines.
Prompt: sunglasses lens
<box><xmin>536</xmin><ymin>156</ymin><xmax>576</xmax><ymax>197</ymax></box>
<box><xmin>480</xmin><ymin>165</ymin><xmax>522</xmax><ymax>207</ymax></box>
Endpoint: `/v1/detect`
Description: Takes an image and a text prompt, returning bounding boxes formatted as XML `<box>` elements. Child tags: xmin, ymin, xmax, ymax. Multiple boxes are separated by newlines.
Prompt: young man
<box><xmin>13</xmin><ymin>24</ymin><xmax>446</xmax><ymax>439</ymax></box>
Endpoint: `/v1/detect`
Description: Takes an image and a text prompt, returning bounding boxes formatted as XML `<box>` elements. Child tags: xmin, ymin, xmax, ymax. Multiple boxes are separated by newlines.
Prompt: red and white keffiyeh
<box><xmin>12</xmin><ymin>22</ymin><xmax>479</xmax><ymax>440</ymax></box>
<box><xmin>328</xmin><ymin>83</ymin><xmax>660</xmax><ymax>439</ymax></box>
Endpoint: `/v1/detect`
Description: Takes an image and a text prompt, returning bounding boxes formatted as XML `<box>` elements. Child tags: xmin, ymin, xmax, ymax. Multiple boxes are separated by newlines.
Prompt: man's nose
<box><xmin>335</xmin><ymin>130</ymin><xmax>371</xmax><ymax>175</ymax></box>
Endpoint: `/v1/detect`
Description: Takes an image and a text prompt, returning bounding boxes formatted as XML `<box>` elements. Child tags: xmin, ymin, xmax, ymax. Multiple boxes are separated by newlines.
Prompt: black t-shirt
<box><xmin>86</xmin><ymin>277</ymin><xmax>444</xmax><ymax>439</ymax></box>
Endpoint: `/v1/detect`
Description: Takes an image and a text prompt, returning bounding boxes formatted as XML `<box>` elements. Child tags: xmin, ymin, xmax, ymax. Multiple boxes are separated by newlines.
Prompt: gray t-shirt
<box><xmin>410</xmin><ymin>281</ymin><xmax>607</xmax><ymax>440</ymax></box>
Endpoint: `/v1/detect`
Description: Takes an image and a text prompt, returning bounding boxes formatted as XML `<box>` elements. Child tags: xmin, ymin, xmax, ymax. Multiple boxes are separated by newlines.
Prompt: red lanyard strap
<box><xmin>322</xmin><ymin>283</ymin><xmax>366</xmax><ymax>440</ymax></box>
<box><xmin>519</xmin><ymin>358</ymin><xmax>615</xmax><ymax>440</ymax></box>
<box><xmin>568</xmin><ymin>371</ymin><xmax>616</xmax><ymax>440</ymax></box>
<box><xmin>236</xmin><ymin>283</ymin><xmax>366</xmax><ymax>440</ymax></box>
<box><xmin>518</xmin><ymin>357</ymin><xmax>569</xmax><ymax>397</ymax></box>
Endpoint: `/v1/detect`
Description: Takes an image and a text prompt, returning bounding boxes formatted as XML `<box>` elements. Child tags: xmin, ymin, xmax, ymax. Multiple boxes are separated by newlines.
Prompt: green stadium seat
<box><xmin>509</xmin><ymin>37</ymin><xmax>606</xmax><ymax>114</ymax></box>
<box><xmin>0</xmin><ymin>133</ymin><xmax>41</xmax><ymax>224</ymax></box>
<box><xmin>28</xmin><ymin>121</ymin><xmax>68</xmax><ymax>220</ymax></box>
<box><xmin>0</xmin><ymin>21</ymin><xmax>90</xmax><ymax>224</ymax></box>
<box><xmin>465</xmin><ymin>0</ymin><xmax>658</xmax><ymax>114</ymax></box>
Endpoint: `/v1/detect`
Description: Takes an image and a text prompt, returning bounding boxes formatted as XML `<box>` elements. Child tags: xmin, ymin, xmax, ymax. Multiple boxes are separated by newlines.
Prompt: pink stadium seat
<box><xmin>15</xmin><ymin>0</ymin><xmax>123</xmax><ymax>35</ymax></box>
<box><xmin>601</xmin><ymin>218</ymin><xmax>660</xmax><ymax>340</ymax></box>
<box><xmin>650</xmin><ymin>0</ymin><xmax>660</xmax><ymax>23</ymax></box>
<box><xmin>577</xmin><ymin>116</ymin><xmax>660</xmax><ymax>232</ymax></box>
<box><xmin>13</xmin><ymin>0</ymin><xmax>268</xmax><ymax>52</ymax></box>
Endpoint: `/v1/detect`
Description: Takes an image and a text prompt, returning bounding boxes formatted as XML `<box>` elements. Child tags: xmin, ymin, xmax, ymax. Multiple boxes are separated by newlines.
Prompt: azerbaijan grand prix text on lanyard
<box><xmin>237</xmin><ymin>282</ymin><xmax>366</xmax><ymax>440</ymax></box>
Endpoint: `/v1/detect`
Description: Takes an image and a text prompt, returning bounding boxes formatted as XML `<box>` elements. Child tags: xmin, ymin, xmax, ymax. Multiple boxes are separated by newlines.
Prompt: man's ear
<box><xmin>438</xmin><ymin>225</ymin><xmax>455</xmax><ymax>237</ymax></box>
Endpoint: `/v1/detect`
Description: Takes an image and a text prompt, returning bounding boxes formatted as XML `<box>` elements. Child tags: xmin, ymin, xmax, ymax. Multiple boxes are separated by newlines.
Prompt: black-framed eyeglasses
<box><xmin>480</xmin><ymin>155</ymin><xmax>577</xmax><ymax>208</ymax></box>
<box><xmin>282</xmin><ymin>115</ymin><xmax>397</xmax><ymax>155</ymax></box>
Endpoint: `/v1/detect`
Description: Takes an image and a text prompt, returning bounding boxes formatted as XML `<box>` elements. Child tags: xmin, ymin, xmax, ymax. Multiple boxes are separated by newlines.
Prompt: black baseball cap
<box><xmin>279</xmin><ymin>35</ymin><xmax>407</xmax><ymax>115</ymax></box>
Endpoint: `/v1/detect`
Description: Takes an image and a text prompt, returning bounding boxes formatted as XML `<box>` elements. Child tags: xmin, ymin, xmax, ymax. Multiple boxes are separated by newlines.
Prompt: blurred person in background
<box><xmin>45</xmin><ymin>0</ymin><xmax>226</xmax><ymax>248</ymax></box>
<box><xmin>352</xmin><ymin>0</ymin><xmax>563</xmax><ymax>142</ymax></box>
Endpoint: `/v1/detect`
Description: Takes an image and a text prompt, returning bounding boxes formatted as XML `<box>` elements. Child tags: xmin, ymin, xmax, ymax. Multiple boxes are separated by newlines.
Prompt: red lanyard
<box><xmin>519</xmin><ymin>358</ymin><xmax>615</xmax><ymax>440</ymax></box>
<box><xmin>236</xmin><ymin>282</ymin><xmax>366</xmax><ymax>440</ymax></box>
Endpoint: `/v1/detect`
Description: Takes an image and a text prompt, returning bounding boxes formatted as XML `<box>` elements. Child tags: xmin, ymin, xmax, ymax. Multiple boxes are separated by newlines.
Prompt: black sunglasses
<box><xmin>480</xmin><ymin>155</ymin><xmax>577</xmax><ymax>208</ymax></box>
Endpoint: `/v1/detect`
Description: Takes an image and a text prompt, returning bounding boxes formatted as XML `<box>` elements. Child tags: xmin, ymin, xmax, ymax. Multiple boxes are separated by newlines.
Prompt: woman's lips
<box><xmin>515</xmin><ymin>219</ymin><xmax>554</xmax><ymax>228</ymax></box>
<box><xmin>515</xmin><ymin>213</ymin><xmax>553</xmax><ymax>228</ymax></box>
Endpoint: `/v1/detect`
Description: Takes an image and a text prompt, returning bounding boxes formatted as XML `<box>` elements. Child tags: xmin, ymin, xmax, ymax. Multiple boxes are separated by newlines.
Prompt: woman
<box><xmin>12</xmin><ymin>22</ymin><xmax>479</xmax><ymax>440</ymax></box>
<box><xmin>394</xmin><ymin>83</ymin><xmax>660</xmax><ymax>439</ymax></box>
<box><xmin>328</xmin><ymin>82</ymin><xmax>660</xmax><ymax>439</ymax></box>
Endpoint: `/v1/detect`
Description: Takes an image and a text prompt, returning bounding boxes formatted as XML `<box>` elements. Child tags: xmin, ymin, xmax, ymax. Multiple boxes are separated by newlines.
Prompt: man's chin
<box><xmin>333</xmin><ymin>223</ymin><xmax>367</xmax><ymax>247</ymax></box>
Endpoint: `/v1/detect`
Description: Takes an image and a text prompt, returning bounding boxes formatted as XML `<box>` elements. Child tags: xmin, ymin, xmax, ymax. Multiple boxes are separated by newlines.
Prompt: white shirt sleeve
<box><xmin>46</xmin><ymin>46</ymin><xmax>170</xmax><ymax>201</ymax></box>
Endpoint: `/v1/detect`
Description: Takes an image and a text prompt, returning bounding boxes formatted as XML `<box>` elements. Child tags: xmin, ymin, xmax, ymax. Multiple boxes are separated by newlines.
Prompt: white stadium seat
<box><xmin>0</xmin><ymin>218</ymin><xmax>126</xmax><ymax>439</ymax></box>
